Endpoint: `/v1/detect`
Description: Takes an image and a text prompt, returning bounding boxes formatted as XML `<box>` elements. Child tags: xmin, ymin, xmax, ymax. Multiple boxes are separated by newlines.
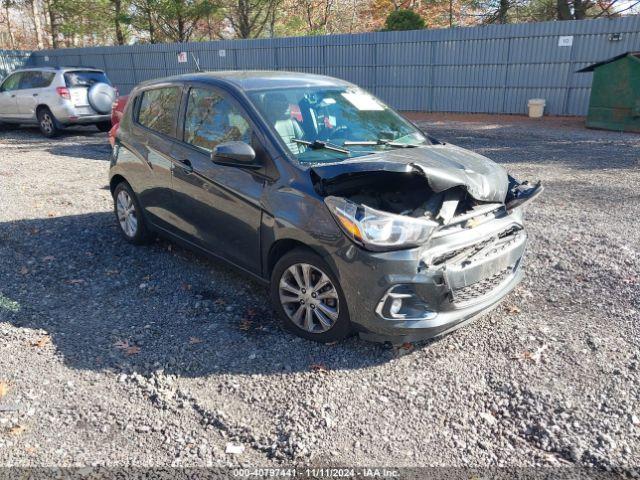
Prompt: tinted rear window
<box><xmin>64</xmin><ymin>70</ymin><xmax>111</xmax><ymax>87</ymax></box>
<box><xmin>136</xmin><ymin>87</ymin><xmax>180</xmax><ymax>137</ymax></box>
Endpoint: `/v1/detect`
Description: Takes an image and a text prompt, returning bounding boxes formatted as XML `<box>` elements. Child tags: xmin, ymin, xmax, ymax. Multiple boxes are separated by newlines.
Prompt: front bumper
<box><xmin>328</xmin><ymin>208</ymin><xmax>527</xmax><ymax>344</ymax></box>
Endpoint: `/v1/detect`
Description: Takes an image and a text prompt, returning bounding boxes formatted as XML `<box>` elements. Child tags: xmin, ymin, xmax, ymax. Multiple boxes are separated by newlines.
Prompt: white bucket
<box><xmin>528</xmin><ymin>98</ymin><xmax>546</xmax><ymax>118</ymax></box>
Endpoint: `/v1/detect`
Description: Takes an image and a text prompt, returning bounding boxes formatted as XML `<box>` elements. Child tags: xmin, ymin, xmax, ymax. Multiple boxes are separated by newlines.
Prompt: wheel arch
<box><xmin>109</xmin><ymin>174</ymin><xmax>128</xmax><ymax>195</ymax></box>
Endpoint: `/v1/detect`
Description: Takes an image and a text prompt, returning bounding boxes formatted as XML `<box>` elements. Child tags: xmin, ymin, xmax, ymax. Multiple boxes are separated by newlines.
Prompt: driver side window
<box><xmin>1</xmin><ymin>73</ymin><xmax>23</xmax><ymax>92</ymax></box>
<box><xmin>183</xmin><ymin>88</ymin><xmax>251</xmax><ymax>152</ymax></box>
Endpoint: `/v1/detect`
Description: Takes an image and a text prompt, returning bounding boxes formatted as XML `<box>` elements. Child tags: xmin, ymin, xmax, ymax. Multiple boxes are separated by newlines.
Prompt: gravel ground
<box><xmin>0</xmin><ymin>119</ymin><xmax>638</xmax><ymax>474</ymax></box>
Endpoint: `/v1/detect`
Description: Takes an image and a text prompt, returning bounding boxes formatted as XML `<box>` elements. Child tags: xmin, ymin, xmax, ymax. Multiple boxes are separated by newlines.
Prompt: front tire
<box><xmin>270</xmin><ymin>248</ymin><xmax>352</xmax><ymax>343</ymax></box>
<box><xmin>37</xmin><ymin>107</ymin><xmax>60</xmax><ymax>138</ymax></box>
<box><xmin>113</xmin><ymin>181</ymin><xmax>152</xmax><ymax>245</ymax></box>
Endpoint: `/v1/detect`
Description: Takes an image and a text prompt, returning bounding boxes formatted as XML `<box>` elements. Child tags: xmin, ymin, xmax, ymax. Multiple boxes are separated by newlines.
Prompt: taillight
<box><xmin>56</xmin><ymin>87</ymin><xmax>71</xmax><ymax>99</ymax></box>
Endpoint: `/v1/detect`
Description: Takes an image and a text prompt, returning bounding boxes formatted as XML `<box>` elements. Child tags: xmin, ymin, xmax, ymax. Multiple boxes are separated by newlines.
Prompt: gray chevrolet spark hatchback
<box><xmin>109</xmin><ymin>71</ymin><xmax>542</xmax><ymax>344</ymax></box>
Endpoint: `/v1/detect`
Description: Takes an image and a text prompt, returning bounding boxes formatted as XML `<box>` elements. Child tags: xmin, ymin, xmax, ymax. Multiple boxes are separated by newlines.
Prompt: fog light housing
<box><xmin>376</xmin><ymin>285</ymin><xmax>436</xmax><ymax>321</ymax></box>
<box><xmin>390</xmin><ymin>298</ymin><xmax>403</xmax><ymax>316</ymax></box>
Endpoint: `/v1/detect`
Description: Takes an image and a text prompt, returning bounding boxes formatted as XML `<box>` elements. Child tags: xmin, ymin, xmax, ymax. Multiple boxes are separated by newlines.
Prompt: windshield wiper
<box><xmin>292</xmin><ymin>139</ymin><xmax>350</xmax><ymax>154</ymax></box>
<box><xmin>343</xmin><ymin>139</ymin><xmax>421</xmax><ymax>148</ymax></box>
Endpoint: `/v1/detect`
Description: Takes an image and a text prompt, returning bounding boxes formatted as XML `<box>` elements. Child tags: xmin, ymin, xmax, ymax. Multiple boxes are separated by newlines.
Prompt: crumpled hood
<box><xmin>310</xmin><ymin>144</ymin><xmax>510</xmax><ymax>203</ymax></box>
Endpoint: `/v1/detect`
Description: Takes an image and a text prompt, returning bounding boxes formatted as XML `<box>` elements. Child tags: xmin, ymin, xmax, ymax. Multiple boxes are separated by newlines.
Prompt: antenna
<box><xmin>191</xmin><ymin>53</ymin><xmax>201</xmax><ymax>72</ymax></box>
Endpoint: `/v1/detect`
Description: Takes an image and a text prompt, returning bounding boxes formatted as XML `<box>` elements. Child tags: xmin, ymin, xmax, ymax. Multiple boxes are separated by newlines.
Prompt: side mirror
<box><xmin>212</xmin><ymin>141</ymin><xmax>260</xmax><ymax>169</ymax></box>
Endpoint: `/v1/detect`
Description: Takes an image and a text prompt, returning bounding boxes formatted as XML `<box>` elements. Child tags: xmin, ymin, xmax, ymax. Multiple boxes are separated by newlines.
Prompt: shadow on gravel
<box><xmin>46</xmin><ymin>142</ymin><xmax>112</xmax><ymax>162</ymax></box>
<box><xmin>0</xmin><ymin>212</ymin><xmax>400</xmax><ymax>378</ymax></box>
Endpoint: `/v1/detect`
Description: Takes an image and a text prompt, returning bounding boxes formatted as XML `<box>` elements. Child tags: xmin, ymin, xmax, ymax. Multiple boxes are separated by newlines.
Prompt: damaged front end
<box><xmin>311</xmin><ymin>149</ymin><xmax>542</xmax><ymax>343</ymax></box>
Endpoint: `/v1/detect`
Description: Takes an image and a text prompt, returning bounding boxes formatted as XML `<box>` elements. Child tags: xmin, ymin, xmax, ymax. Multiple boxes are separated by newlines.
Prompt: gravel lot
<box><xmin>0</xmin><ymin>118</ymin><xmax>638</xmax><ymax>474</ymax></box>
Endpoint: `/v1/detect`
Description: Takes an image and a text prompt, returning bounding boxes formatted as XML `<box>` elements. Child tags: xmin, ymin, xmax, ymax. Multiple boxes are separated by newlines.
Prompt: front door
<box><xmin>0</xmin><ymin>72</ymin><xmax>22</xmax><ymax>119</ymax></box>
<box><xmin>170</xmin><ymin>86</ymin><xmax>264</xmax><ymax>275</ymax></box>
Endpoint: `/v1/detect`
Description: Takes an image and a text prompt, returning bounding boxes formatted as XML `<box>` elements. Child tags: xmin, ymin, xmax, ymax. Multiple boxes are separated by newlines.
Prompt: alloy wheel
<box><xmin>278</xmin><ymin>263</ymin><xmax>340</xmax><ymax>333</ymax></box>
<box><xmin>40</xmin><ymin>113</ymin><xmax>53</xmax><ymax>134</ymax></box>
<box><xmin>116</xmin><ymin>189</ymin><xmax>138</xmax><ymax>238</ymax></box>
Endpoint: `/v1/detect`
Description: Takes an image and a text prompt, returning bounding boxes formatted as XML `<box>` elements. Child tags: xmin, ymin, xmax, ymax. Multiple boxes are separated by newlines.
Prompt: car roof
<box><xmin>12</xmin><ymin>66</ymin><xmax>104</xmax><ymax>73</ymax></box>
<box><xmin>138</xmin><ymin>70</ymin><xmax>355</xmax><ymax>92</ymax></box>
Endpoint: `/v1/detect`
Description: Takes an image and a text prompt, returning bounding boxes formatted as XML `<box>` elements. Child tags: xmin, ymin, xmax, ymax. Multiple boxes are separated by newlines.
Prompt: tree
<box><xmin>225</xmin><ymin>0</ymin><xmax>280</xmax><ymax>38</ymax></box>
<box><xmin>383</xmin><ymin>8</ymin><xmax>425</xmax><ymax>30</ymax></box>
<box><xmin>154</xmin><ymin>0</ymin><xmax>218</xmax><ymax>42</ymax></box>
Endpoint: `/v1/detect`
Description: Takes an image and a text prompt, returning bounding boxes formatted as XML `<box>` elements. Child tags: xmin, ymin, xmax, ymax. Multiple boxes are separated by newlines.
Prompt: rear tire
<box><xmin>37</xmin><ymin>107</ymin><xmax>60</xmax><ymax>138</ymax></box>
<box><xmin>113</xmin><ymin>181</ymin><xmax>153</xmax><ymax>245</ymax></box>
<box><xmin>96</xmin><ymin>121</ymin><xmax>112</xmax><ymax>132</ymax></box>
<box><xmin>270</xmin><ymin>248</ymin><xmax>352</xmax><ymax>343</ymax></box>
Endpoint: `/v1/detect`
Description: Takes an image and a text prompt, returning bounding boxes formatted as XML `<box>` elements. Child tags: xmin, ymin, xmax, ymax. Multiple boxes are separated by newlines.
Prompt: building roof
<box><xmin>141</xmin><ymin>70</ymin><xmax>355</xmax><ymax>91</ymax></box>
<box><xmin>577</xmin><ymin>51</ymin><xmax>640</xmax><ymax>72</ymax></box>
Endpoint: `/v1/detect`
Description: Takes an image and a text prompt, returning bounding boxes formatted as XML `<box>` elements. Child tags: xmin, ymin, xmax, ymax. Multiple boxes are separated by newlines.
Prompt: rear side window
<box><xmin>19</xmin><ymin>71</ymin><xmax>55</xmax><ymax>89</ymax></box>
<box><xmin>64</xmin><ymin>70</ymin><xmax>111</xmax><ymax>87</ymax></box>
<box><xmin>137</xmin><ymin>87</ymin><xmax>180</xmax><ymax>137</ymax></box>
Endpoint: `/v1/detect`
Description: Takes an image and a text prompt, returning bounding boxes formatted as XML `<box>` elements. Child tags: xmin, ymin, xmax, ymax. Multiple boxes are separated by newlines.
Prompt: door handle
<box><xmin>179</xmin><ymin>159</ymin><xmax>193</xmax><ymax>174</ymax></box>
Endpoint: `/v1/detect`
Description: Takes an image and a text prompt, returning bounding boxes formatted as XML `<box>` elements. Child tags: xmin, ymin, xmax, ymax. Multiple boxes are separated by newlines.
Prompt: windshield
<box><xmin>64</xmin><ymin>70</ymin><xmax>111</xmax><ymax>88</ymax></box>
<box><xmin>248</xmin><ymin>87</ymin><xmax>429</xmax><ymax>163</ymax></box>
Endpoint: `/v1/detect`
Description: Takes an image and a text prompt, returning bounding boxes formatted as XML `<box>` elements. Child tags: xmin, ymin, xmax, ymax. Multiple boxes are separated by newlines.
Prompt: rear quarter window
<box><xmin>136</xmin><ymin>87</ymin><xmax>181</xmax><ymax>137</ymax></box>
<box><xmin>64</xmin><ymin>70</ymin><xmax>111</xmax><ymax>87</ymax></box>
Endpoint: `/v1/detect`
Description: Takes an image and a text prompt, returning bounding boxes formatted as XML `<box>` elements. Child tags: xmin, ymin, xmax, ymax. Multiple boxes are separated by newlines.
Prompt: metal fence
<box><xmin>8</xmin><ymin>16</ymin><xmax>640</xmax><ymax>115</ymax></box>
<box><xmin>0</xmin><ymin>50</ymin><xmax>32</xmax><ymax>79</ymax></box>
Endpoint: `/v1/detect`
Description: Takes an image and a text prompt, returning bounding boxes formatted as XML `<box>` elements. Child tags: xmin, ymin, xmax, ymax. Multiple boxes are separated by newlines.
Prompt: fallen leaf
<box><xmin>9</xmin><ymin>425</ymin><xmax>25</xmax><ymax>436</ymax></box>
<box><xmin>310</xmin><ymin>363</ymin><xmax>329</xmax><ymax>373</ymax></box>
<box><xmin>114</xmin><ymin>340</ymin><xmax>141</xmax><ymax>356</ymax></box>
<box><xmin>180</xmin><ymin>282</ymin><xmax>192</xmax><ymax>291</ymax></box>
<box><xmin>106</xmin><ymin>269</ymin><xmax>119</xmax><ymax>276</ymax></box>
<box><xmin>239</xmin><ymin>319</ymin><xmax>253</xmax><ymax>331</ymax></box>
<box><xmin>124</xmin><ymin>345</ymin><xmax>141</xmax><ymax>356</ymax></box>
<box><xmin>30</xmin><ymin>228</ymin><xmax>39</xmax><ymax>235</ymax></box>
<box><xmin>41</xmin><ymin>256</ymin><xmax>55</xmax><ymax>262</ymax></box>
<box><xmin>19</xmin><ymin>266</ymin><xmax>29</xmax><ymax>275</ymax></box>
<box><xmin>0</xmin><ymin>382</ymin><xmax>8</xmax><ymax>399</ymax></box>
<box><xmin>324</xmin><ymin>341</ymin><xmax>338</xmax><ymax>346</ymax></box>
<box><xmin>213</xmin><ymin>298</ymin><xmax>226</xmax><ymax>306</ymax></box>
<box><xmin>189</xmin><ymin>336</ymin><xmax>203</xmax><ymax>345</ymax></box>
<box><xmin>25</xmin><ymin>446</ymin><xmax>36</xmax><ymax>455</ymax></box>
<box><xmin>400</xmin><ymin>342</ymin><xmax>414</xmax><ymax>351</ymax></box>
<box><xmin>32</xmin><ymin>336</ymin><xmax>51</xmax><ymax>348</ymax></box>
<box><xmin>245</xmin><ymin>308</ymin><xmax>257</xmax><ymax>318</ymax></box>
<box><xmin>506</xmin><ymin>305</ymin><xmax>521</xmax><ymax>314</ymax></box>
<box><xmin>142</xmin><ymin>275</ymin><xmax>151</xmax><ymax>281</ymax></box>
<box><xmin>66</xmin><ymin>279</ymin><xmax>86</xmax><ymax>285</ymax></box>
<box><xmin>514</xmin><ymin>344</ymin><xmax>548</xmax><ymax>364</ymax></box>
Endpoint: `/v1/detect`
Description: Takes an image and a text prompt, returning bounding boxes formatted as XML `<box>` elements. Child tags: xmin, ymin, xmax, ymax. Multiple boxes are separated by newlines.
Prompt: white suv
<box><xmin>0</xmin><ymin>67</ymin><xmax>116</xmax><ymax>137</ymax></box>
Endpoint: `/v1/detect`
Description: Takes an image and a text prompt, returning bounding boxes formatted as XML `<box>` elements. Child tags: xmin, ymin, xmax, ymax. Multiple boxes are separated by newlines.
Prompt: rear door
<box><xmin>126</xmin><ymin>85</ymin><xmax>183</xmax><ymax>232</ymax></box>
<box><xmin>0</xmin><ymin>72</ymin><xmax>22</xmax><ymax>119</ymax></box>
<box><xmin>170</xmin><ymin>85</ymin><xmax>265</xmax><ymax>274</ymax></box>
<box><xmin>16</xmin><ymin>71</ymin><xmax>56</xmax><ymax>120</ymax></box>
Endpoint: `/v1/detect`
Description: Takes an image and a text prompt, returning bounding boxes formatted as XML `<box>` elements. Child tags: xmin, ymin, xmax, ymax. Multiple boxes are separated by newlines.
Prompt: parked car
<box><xmin>109</xmin><ymin>94</ymin><xmax>128</xmax><ymax>147</ymax></box>
<box><xmin>109</xmin><ymin>71</ymin><xmax>542</xmax><ymax>344</ymax></box>
<box><xmin>0</xmin><ymin>67</ymin><xmax>116</xmax><ymax>137</ymax></box>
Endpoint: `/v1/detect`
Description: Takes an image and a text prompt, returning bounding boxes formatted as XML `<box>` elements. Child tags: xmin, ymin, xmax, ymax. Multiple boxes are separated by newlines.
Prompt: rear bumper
<box><xmin>50</xmin><ymin>102</ymin><xmax>110</xmax><ymax>125</ymax></box>
<box><xmin>328</xmin><ymin>208</ymin><xmax>527</xmax><ymax>344</ymax></box>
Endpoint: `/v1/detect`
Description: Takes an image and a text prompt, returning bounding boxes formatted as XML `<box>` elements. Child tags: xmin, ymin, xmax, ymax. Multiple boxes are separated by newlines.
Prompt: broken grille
<box><xmin>450</xmin><ymin>267</ymin><xmax>513</xmax><ymax>305</ymax></box>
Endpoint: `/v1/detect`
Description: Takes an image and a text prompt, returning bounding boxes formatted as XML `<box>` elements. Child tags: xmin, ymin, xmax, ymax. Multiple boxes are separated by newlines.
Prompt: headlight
<box><xmin>324</xmin><ymin>196</ymin><xmax>439</xmax><ymax>251</ymax></box>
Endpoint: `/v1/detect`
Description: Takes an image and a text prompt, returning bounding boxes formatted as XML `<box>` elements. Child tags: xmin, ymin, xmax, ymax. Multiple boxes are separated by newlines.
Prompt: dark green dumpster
<box><xmin>578</xmin><ymin>52</ymin><xmax>640</xmax><ymax>133</ymax></box>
